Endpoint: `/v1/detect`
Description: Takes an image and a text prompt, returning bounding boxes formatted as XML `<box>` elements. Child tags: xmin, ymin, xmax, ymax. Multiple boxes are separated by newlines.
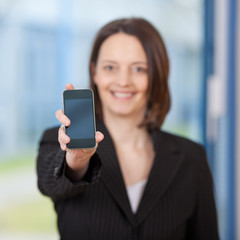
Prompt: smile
<box><xmin>111</xmin><ymin>91</ymin><xmax>135</xmax><ymax>99</ymax></box>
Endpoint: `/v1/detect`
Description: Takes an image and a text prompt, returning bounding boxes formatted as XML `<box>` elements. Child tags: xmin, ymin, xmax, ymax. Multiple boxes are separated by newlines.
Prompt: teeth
<box><xmin>113</xmin><ymin>92</ymin><xmax>133</xmax><ymax>98</ymax></box>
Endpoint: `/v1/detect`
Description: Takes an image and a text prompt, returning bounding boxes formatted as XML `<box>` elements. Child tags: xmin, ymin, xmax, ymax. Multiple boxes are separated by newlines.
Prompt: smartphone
<box><xmin>63</xmin><ymin>89</ymin><xmax>96</xmax><ymax>149</ymax></box>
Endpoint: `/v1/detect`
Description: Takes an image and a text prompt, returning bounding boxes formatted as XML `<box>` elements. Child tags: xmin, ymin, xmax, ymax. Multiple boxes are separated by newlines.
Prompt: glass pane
<box><xmin>0</xmin><ymin>0</ymin><xmax>204</xmax><ymax>239</ymax></box>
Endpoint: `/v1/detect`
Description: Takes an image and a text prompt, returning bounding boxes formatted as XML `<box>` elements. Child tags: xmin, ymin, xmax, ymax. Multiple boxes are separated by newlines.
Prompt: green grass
<box><xmin>0</xmin><ymin>197</ymin><xmax>57</xmax><ymax>233</ymax></box>
<box><xmin>0</xmin><ymin>152</ymin><xmax>36</xmax><ymax>174</ymax></box>
<box><xmin>0</xmin><ymin>153</ymin><xmax>58</xmax><ymax>235</ymax></box>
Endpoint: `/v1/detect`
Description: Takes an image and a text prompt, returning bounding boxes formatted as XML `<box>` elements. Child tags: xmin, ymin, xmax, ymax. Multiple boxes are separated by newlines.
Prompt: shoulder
<box><xmin>160</xmin><ymin>130</ymin><xmax>205</xmax><ymax>153</ymax></box>
<box><xmin>155</xmin><ymin>129</ymin><xmax>212</xmax><ymax>179</ymax></box>
<box><xmin>153</xmin><ymin>129</ymin><xmax>207</xmax><ymax>164</ymax></box>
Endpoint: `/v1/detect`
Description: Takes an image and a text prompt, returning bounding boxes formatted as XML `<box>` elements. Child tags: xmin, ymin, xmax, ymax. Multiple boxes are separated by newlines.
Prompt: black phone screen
<box><xmin>63</xmin><ymin>89</ymin><xmax>96</xmax><ymax>149</ymax></box>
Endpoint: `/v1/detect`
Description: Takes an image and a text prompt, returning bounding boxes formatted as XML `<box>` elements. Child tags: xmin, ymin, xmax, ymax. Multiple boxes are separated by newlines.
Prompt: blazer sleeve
<box><xmin>36</xmin><ymin>127</ymin><xmax>102</xmax><ymax>202</ymax></box>
<box><xmin>186</xmin><ymin>145</ymin><xmax>219</xmax><ymax>240</ymax></box>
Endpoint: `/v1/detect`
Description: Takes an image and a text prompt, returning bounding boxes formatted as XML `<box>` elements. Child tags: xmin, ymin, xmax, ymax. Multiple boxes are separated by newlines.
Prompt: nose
<box><xmin>116</xmin><ymin>68</ymin><xmax>131</xmax><ymax>86</ymax></box>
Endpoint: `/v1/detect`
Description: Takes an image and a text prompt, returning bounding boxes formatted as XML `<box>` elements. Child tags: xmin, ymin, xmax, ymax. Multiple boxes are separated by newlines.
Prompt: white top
<box><xmin>126</xmin><ymin>179</ymin><xmax>147</xmax><ymax>213</ymax></box>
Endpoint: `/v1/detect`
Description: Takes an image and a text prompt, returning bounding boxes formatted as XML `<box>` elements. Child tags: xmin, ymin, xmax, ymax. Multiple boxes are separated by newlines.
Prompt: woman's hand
<box><xmin>55</xmin><ymin>83</ymin><xmax>104</xmax><ymax>180</ymax></box>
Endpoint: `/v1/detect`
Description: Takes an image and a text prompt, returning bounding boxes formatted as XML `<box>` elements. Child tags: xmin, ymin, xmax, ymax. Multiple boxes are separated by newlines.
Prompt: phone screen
<box><xmin>63</xmin><ymin>89</ymin><xmax>96</xmax><ymax>149</ymax></box>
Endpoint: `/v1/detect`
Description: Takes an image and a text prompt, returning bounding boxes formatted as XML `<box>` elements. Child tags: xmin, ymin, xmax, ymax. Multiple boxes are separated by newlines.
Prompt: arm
<box><xmin>36</xmin><ymin>127</ymin><xmax>102</xmax><ymax>202</ymax></box>
<box><xmin>37</xmin><ymin>83</ymin><xmax>104</xmax><ymax>202</ymax></box>
<box><xmin>186</xmin><ymin>145</ymin><xmax>219</xmax><ymax>240</ymax></box>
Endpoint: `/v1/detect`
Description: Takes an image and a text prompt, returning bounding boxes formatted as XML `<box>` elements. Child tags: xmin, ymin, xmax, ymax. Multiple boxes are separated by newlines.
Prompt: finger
<box><xmin>58</xmin><ymin>127</ymin><xmax>67</xmax><ymax>151</ymax></box>
<box><xmin>60</xmin><ymin>142</ymin><xmax>67</xmax><ymax>151</ymax></box>
<box><xmin>95</xmin><ymin>131</ymin><xmax>104</xmax><ymax>144</ymax></box>
<box><xmin>59</xmin><ymin>126</ymin><xmax>70</xmax><ymax>144</ymax></box>
<box><xmin>55</xmin><ymin>110</ymin><xmax>71</xmax><ymax>126</ymax></box>
<box><xmin>66</xmin><ymin>83</ymin><xmax>75</xmax><ymax>90</ymax></box>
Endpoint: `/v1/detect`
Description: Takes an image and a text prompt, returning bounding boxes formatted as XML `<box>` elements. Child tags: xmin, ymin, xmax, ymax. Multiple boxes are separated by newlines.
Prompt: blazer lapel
<box><xmin>136</xmin><ymin>130</ymin><xmax>184</xmax><ymax>224</ymax></box>
<box><xmin>96</xmin><ymin>121</ymin><xmax>137</xmax><ymax>226</ymax></box>
<box><xmin>96</xmin><ymin>121</ymin><xmax>184</xmax><ymax>226</ymax></box>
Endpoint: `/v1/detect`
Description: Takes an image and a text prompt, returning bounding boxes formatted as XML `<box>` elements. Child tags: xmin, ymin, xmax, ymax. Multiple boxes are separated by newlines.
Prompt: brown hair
<box><xmin>89</xmin><ymin>17</ymin><xmax>170</xmax><ymax>130</ymax></box>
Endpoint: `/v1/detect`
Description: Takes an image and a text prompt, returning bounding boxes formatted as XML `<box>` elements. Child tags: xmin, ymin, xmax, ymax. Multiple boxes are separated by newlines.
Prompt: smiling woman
<box><xmin>90</xmin><ymin>18</ymin><xmax>170</xmax><ymax>131</ymax></box>
<box><xmin>37</xmin><ymin>17</ymin><xmax>219</xmax><ymax>240</ymax></box>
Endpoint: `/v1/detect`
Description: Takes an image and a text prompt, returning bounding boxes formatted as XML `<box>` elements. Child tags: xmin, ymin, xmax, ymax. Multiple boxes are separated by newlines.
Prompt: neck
<box><xmin>103</xmin><ymin>112</ymin><xmax>150</xmax><ymax>149</ymax></box>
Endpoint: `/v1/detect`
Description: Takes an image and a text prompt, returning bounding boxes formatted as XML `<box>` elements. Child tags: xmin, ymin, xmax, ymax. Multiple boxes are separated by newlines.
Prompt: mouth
<box><xmin>111</xmin><ymin>91</ymin><xmax>135</xmax><ymax>99</ymax></box>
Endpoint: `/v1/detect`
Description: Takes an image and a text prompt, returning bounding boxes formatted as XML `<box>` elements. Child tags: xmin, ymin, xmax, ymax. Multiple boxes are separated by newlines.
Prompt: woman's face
<box><xmin>93</xmin><ymin>33</ymin><xmax>148</xmax><ymax>119</ymax></box>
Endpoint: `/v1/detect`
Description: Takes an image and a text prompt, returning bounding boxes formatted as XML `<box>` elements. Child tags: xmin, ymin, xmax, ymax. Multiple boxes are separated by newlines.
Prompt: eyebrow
<box><xmin>100</xmin><ymin>60</ymin><xmax>147</xmax><ymax>65</ymax></box>
<box><xmin>131</xmin><ymin>61</ymin><xmax>147</xmax><ymax>65</ymax></box>
<box><xmin>100</xmin><ymin>60</ymin><xmax>117</xmax><ymax>64</ymax></box>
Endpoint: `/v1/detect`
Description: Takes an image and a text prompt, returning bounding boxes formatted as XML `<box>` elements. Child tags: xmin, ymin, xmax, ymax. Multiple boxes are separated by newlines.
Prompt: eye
<box><xmin>104</xmin><ymin>65</ymin><xmax>115</xmax><ymax>71</ymax></box>
<box><xmin>134</xmin><ymin>66</ymin><xmax>147</xmax><ymax>73</ymax></box>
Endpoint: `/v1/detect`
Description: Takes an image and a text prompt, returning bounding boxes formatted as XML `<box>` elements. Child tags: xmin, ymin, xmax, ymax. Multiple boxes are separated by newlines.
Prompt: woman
<box><xmin>37</xmin><ymin>18</ymin><xmax>219</xmax><ymax>240</ymax></box>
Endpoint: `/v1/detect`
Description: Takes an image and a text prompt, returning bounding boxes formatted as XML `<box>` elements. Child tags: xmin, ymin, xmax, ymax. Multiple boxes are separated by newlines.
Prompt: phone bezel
<box><xmin>63</xmin><ymin>89</ymin><xmax>96</xmax><ymax>149</ymax></box>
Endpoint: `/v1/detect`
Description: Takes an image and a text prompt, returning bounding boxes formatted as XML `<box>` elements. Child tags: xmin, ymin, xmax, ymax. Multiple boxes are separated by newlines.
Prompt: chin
<box><xmin>113</xmin><ymin>110</ymin><xmax>133</xmax><ymax>116</ymax></box>
<box><xmin>111</xmin><ymin>107</ymin><xmax>145</xmax><ymax>118</ymax></box>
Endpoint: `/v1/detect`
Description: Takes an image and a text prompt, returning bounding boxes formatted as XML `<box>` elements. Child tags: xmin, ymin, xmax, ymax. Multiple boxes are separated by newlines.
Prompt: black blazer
<box><xmin>37</xmin><ymin>121</ymin><xmax>219</xmax><ymax>240</ymax></box>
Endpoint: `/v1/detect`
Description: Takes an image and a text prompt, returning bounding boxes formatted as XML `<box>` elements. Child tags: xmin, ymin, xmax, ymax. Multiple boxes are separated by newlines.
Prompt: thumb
<box><xmin>96</xmin><ymin>131</ymin><xmax>104</xmax><ymax>144</ymax></box>
<box><xmin>81</xmin><ymin>131</ymin><xmax>104</xmax><ymax>154</ymax></box>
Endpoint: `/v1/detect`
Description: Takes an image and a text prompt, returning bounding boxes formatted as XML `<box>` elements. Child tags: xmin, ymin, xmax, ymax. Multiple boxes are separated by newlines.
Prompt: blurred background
<box><xmin>0</xmin><ymin>0</ymin><xmax>239</xmax><ymax>239</ymax></box>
